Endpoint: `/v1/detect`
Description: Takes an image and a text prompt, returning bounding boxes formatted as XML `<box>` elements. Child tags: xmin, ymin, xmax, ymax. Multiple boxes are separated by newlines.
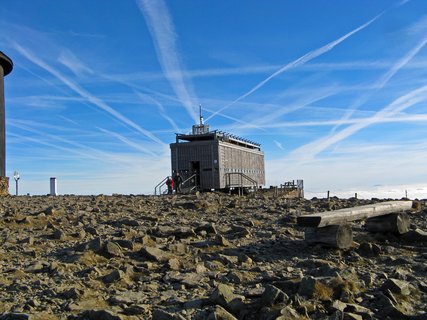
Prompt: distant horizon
<box><xmin>1</xmin><ymin>0</ymin><xmax>426</xmax><ymax>197</ymax></box>
<box><xmin>9</xmin><ymin>180</ymin><xmax>427</xmax><ymax>201</ymax></box>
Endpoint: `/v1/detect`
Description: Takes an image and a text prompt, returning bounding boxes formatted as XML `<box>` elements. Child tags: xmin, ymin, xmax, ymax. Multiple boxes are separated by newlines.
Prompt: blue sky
<box><xmin>1</xmin><ymin>0</ymin><xmax>427</xmax><ymax>198</ymax></box>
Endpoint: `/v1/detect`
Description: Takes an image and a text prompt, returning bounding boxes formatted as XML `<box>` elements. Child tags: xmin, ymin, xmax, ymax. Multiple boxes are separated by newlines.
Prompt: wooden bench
<box><xmin>297</xmin><ymin>201</ymin><xmax>413</xmax><ymax>249</ymax></box>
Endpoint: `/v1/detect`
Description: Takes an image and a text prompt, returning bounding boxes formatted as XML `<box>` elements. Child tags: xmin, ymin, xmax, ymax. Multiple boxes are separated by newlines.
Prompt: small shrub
<box><xmin>329</xmin><ymin>276</ymin><xmax>360</xmax><ymax>300</ymax></box>
<box><xmin>313</xmin><ymin>281</ymin><xmax>334</xmax><ymax>301</ymax></box>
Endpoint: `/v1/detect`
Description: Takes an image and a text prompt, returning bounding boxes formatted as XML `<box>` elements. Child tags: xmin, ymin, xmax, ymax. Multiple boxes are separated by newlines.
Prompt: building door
<box><xmin>190</xmin><ymin>161</ymin><xmax>200</xmax><ymax>187</ymax></box>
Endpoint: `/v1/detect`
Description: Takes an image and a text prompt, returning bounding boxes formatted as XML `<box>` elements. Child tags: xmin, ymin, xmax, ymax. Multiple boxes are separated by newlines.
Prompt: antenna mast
<box><xmin>199</xmin><ymin>104</ymin><xmax>204</xmax><ymax>125</ymax></box>
<box><xmin>192</xmin><ymin>104</ymin><xmax>209</xmax><ymax>135</ymax></box>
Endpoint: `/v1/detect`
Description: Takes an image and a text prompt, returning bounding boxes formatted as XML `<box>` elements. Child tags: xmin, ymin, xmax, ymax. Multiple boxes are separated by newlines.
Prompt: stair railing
<box><xmin>225</xmin><ymin>172</ymin><xmax>258</xmax><ymax>194</ymax></box>
<box><xmin>181</xmin><ymin>174</ymin><xmax>197</xmax><ymax>193</ymax></box>
<box><xmin>154</xmin><ymin>176</ymin><xmax>168</xmax><ymax>195</ymax></box>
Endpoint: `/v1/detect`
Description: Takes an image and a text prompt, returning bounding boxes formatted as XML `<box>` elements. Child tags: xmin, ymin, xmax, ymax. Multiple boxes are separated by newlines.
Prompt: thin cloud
<box><xmin>249</xmin><ymin>87</ymin><xmax>338</xmax><ymax>127</ymax></box>
<box><xmin>136</xmin><ymin>0</ymin><xmax>198</xmax><ymax>123</ymax></box>
<box><xmin>274</xmin><ymin>140</ymin><xmax>284</xmax><ymax>151</ymax></box>
<box><xmin>58</xmin><ymin>115</ymin><xmax>80</xmax><ymax>126</ymax></box>
<box><xmin>13</xmin><ymin>43</ymin><xmax>165</xmax><ymax>147</ymax></box>
<box><xmin>97</xmin><ymin>127</ymin><xmax>158</xmax><ymax>157</ymax></box>
<box><xmin>10</xmin><ymin>121</ymin><xmax>161</xmax><ymax>167</ymax></box>
<box><xmin>58</xmin><ymin>49</ymin><xmax>94</xmax><ymax>77</ymax></box>
<box><xmin>8</xmin><ymin>130</ymin><xmax>107</xmax><ymax>163</ymax></box>
<box><xmin>290</xmin><ymin>82</ymin><xmax>427</xmax><ymax>161</ymax></box>
<box><xmin>334</xmin><ymin>34</ymin><xmax>427</xmax><ymax>130</ymax></box>
<box><xmin>10</xmin><ymin>119</ymin><xmax>84</xmax><ymax>133</ymax></box>
<box><xmin>206</xmin><ymin>11</ymin><xmax>385</xmax><ymax>122</ymax></box>
<box><xmin>89</xmin><ymin>60</ymin><xmax>427</xmax><ymax>84</ymax></box>
<box><xmin>242</xmin><ymin>113</ymin><xmax>427</xmax><ymax>129</ymax></box>
<box><xmin>134</xmin><ymin>91</ymin><xmax>180</xmax><ymax>132</ymax></box>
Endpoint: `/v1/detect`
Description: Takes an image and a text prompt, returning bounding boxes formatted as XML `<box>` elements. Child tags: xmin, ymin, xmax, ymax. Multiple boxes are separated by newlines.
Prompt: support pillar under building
<box><xmin>0</xmin><ymin>52</ymin><xmax>13</xmax><ymax>195</ymax></box>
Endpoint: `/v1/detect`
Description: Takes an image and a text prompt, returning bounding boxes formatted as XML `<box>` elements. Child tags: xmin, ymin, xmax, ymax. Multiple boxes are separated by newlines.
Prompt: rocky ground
<box><xmin>0</xmin><ymin>192</ymin><xmax>426</xmax><ymax>320</ymax></box>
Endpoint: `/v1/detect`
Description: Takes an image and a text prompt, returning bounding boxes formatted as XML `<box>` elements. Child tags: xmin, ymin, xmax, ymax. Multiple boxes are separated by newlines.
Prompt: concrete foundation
<box><xmin>0</xmin><ymin>176</ymin><xmax>9</xmax><ymax>195</ymax></box>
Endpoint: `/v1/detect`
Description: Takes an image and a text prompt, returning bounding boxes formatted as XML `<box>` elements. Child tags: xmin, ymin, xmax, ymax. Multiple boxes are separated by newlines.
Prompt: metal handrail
<box><xmin>181</xmin><ymin>174</ymin><xmax>197</xmax><ymax>193</ymax></box>
<box><xmin>225</xmin><ymin>172</ymin><xmax>258</xmax><ymax>191</ymax></box>
<box><xmin>155</xmin><ymin>174</ymin><xmax>198</xmax><ymax>195</ymax></box>
<box><xmin>154</xmin><ymin>176</ymin><xmax>168</xmax><ymax>195</ymax></box>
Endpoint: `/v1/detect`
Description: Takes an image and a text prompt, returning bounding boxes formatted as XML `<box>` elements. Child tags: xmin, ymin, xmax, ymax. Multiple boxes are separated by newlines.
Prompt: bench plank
<box><xmin>297</xmin><ymin>201</ymin><xmax>413</xmax><ymax>228</ymax></box>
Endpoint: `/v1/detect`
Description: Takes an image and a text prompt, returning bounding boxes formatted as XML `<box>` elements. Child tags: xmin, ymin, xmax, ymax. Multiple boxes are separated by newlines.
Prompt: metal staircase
<box><xmin>154</xmin><ymin>176</ymin><xmax>169</xmax><ymax>195</ymax></box>
<box><xmin>154</xmin><ymin>174</ymin><xmax>198</xmax><ymax>195</ymax></box>
<box><xmin>224</xmin><ymin>172</ymin><xmax>258</xmax><ymax>195</ymax></box>
<box><xmin>180</xmin><ymin>174</ymin><xmax>198</xmax><ymax>193</ymax></box>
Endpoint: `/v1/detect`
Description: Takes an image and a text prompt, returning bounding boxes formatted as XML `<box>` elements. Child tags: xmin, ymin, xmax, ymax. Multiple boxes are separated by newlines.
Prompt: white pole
<box><xmin>50</xmin><ymin>177</ymin><xmax>57</xmax><ymax>196</ymax></box>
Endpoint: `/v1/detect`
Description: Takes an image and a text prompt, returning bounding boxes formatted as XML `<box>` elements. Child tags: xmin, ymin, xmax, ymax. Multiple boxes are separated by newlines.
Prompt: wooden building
<box><xmin>170</xmin><ymin>114</ymin><xmax>265</xmax><ymax>191</ymax></box>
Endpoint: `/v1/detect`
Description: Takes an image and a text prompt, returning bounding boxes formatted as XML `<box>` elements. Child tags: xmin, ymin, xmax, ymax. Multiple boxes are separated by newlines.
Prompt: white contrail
<box><xmin>97</xmin><ymin>127</ymin><xmax>158</xmax><ymax>156</ymax></box>
<box><xmin>238</xmin><ymin>113</ymin><xmax>427</xmax><ymax>129</ymax></box>
<box><xmin>58</xmin><ymin>49</ymin><xmax>94</xmax><ymax>77</ymax></box>
<box><xmin>9</xmin><ymin>121</ymin><xmax>135</xmax><ymax>164</ymax></box>
<box><xmin>137</xmin><ymin>0</ymin><xmax>198</xmax><ymax>123</ymax></box>
<box><xmin>291</xmin><ymin>82</ymin><xmax>427</xmax><ymax>161</ymax></box>
<box><xmin>245</xmin><ymin>87</ymin><xmax>337</xmax><ymax>127</ymax></box>
<box><xmin>134</xmin><ymin>91</ymin><xmax>180</xmax><ymax>132</ymax></box>
<box><xmin>333</xmin><ymin>34</ymin><xmax>427</xmax><ymax>131</ymax></box>
<box><xmin>13</xmin><ymin>43</ymin><xmax>165</xmax><ymax>146</ymax></box>
<box><xmin>206</xmin><ymin>11</ymin><xmax>385</xmax><ymax>122</ymax></box>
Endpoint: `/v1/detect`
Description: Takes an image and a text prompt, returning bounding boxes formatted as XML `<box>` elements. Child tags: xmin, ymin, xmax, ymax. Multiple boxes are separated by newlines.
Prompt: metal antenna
<box><xmin>199</xmin><ymin>104</ymin><xmax>204</xmax><ymax>125</ymax></box>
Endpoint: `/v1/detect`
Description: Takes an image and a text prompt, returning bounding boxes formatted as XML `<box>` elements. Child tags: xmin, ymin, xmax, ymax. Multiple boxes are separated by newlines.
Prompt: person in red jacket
<box><xmin>166</xmin><ymin>177</ymin><xmax>174</xmax><ymax>195</ymax></box>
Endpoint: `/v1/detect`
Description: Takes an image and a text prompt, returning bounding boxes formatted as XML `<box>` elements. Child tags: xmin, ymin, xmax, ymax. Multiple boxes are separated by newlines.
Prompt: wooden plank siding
<box><xmin>218</xmin><ymin>141</ymin><xmax>265</xmax><ymax>188</ymax></box>
<box><xmin>170</xmin><ymin>139</ymin><xmax>265</xmax><ymax>190</ymax></box>
<box><xmin>170</xmin><ymin>140</ymin><xmax>220</xmax><ymax>190</ymax></box>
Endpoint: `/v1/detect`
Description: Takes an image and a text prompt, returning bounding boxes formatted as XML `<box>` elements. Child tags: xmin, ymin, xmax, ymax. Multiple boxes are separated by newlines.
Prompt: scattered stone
<box><xmin>195</xmin><ymin>223</ymin><xmax>217</xmax><ymax>235</ymax></box>
<box><xmin>357</xmin><ymin>242</ymin><xmax>381</xmax><ymax>256</ymax></box>
<box><xmin>139</xmin><ymin>246</ymin><xmax>172</xmax><ymax>262</ymax></box>
<box><xmin>207</xmin><ymin>305</ymin><xmax>238</xmax><ymax>320</ymax></box>
<box><xmin>51</xmin><ymin>228</ymin><xmax>65</xmax><ymax>240</ymax></box>
<box><xmin>260</xmin><ymin>284</ymin><xmax>288</xmax><ymax>306</ymax></box>
<box><xmin>168</xmin><ymin>258</ymin><xmax>181</xmax><ymax>270</ymax></box>
<box><xmin>24</xmin><ymin>262</ymin><xmax>46</xmax><ymax>273</ymax></box>
<box><xmin>76</xmin><ymin>309</ymin><xmax>122</xmax><ymax>320</ymax></box>
<box><xmin>116</xmin><ymin>218</ymin><xmax>140</xmax><ymax>227</ymax></box>
<box><xmin>59</xmin><ymin>287</ymin><xmax>82</xmax><ymax>300</ymax></box>
<box><xmin>230</xmin><ymin>225</ymin><xmax>251</xmax><ymax>237</ymax></box>
<box><xmin>168</xmin><ymin>242</ymin><xmax>188</xmax><ymax>255</ymax></box>
<box><xmin>276</xmin><ymin>306</ymin><xmax>300</xmax><ymax>320</ymax></box>
<box><xmin>0</xmin><ymin>314</ymin><xmax>32</xmax><ymax>320</ymax></box>
<box><xmin>331</xmin><ymin>300</ymin><xmax>347</xmax><ymax>312</ymax></box>
<box><xmin>381</xmin><ymin>278</ymin><xmax>411</xmax><ymax>296</ymax></box>
<box><xmin>75</xmin><ymin>237</ymin><xmax>102</xmax><ymax>252</ymax></box>
<box><xmin>344</xmin><ymin>303</ymin><xmax>373</xmax><ymax>315</ymax></box>
<box><xmin>152</xmin><ymin>309</ymin><xmax>184</xmax><ymax>320</ymax></box>
<box><xmin>297</xmin><ymin>276</ymin><xmax>317</xmax><ymax>298</ymax></box>
<box><xmin>214</xmin><ymin>234</ymin><xmax>230</xmax><ymax>246</ymax></box>
<box><xmin>0</xmin><ymin>195</ymin><xmax>425</xmax><ymax>319</ymax></box>
<box><xmin>113</xmin><ymin>239</ymin><xmax>134</xmax><ymax>250</ymax></box>
<box><xmin>103</xmin><ymin>241</ymin><xmax>123</xmax><ymax>257</ymax></box>
<box><xmin>43</xmin><ymin>206</ymin><xmax>57</xmax><ymax>215</ymax></box>
<box><xmin>84</xmin><ymin>226</ymin><xmax>98</xmax><ymax>236</ymax></box>
<box><xmin>401</xmin><ymin>228</ymin><xmax>427</xmax><ymax>243</ymax></box>
<box><xmin>102</xmin><ymin>269</ymin><xmax>125</xmax><ymax>284</ymax></box>
<box><xmin>343</xmin><ymin>313</ymin><xmax>363</xmax><ymax>320</ymax></box>
<box><xmin>208</xmin><ymin>283</ymin><xmax>245</xmax><ymax>315</ymax></box>
<box><xmin>172</xmin><ymin>227</ymin><xmax>197</xmax><ymax>239</ymax></box>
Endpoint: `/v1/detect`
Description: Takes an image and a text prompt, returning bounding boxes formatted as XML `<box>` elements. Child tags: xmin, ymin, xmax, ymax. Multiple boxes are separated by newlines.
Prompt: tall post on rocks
<box><xmin>0</xmin><ymin>52</ymin><xmax>13</xmax><ymax>195</ymax></box>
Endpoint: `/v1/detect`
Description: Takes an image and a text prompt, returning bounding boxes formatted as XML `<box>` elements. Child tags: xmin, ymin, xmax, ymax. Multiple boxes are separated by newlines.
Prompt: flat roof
<box><xmin>175</xmin><ymin>130</ymin><xmax>261</xmax><ymax>150</ymax></box>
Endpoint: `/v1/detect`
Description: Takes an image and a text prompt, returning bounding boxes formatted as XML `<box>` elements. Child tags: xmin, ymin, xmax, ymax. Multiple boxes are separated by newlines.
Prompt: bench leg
<box><xmin>365</xmin><ymin>212</ymin><xmax>410</xmax><ymax>235</ymax></box>
<box><xmin>305</xmin><ymin>224</ymin><xmax>353</xmax><ymax>249</ymax></box>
